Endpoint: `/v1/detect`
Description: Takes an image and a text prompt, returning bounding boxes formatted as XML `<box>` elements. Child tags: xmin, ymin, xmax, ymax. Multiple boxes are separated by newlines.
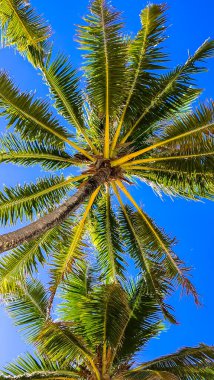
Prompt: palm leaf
<box><xmin>58</xmin><ymin>261</ymin><xmax>94</xmax><ymax>334</ymax></box>
<box><xmin>71</xmin><ymin>283</ymin><xmax>130</xmax><ymax>361</ymax></box>
<box><xmin>111</xmin><ymin>278</ymin><xmax>164</xmax><ymax>366</ymax></box>
<box><xmin>49</xmin><ymin>187</ymin><xmax>101</xmax><ymax>309</ymax></box>
<box><xmin>115</xmin><ymin>181</ymin><xmax>199</xmax><ymax>303</ymax></box>
<box><xmin>3</xmin><ymin>279</ymin><xmax>48</xmax><ymax>343</ymax></box>
<box><xmin>113</xmin><ymin>183</ymin><xmax>176</xmax><ymax>322</ymax></box>
<box><xmin>42</xmin><ymin>53</ymin><xmax>98</xmax><ymax>154</ymax></box>
<box><xmin>111</xmin><ymin>3</ymin><xmax>168</xmax><ymax>153</ymax></box>
<box><xmin>129</xmin><ymin>344</ymin><xmax>214</xmax><ymax>380</ymax></box>
<box><xmin>119</xmin><ymin>39</ymin><xmax>214</xmax><ymax>146</ymax></box>
<box><xmin>0</xmin><ymin>0</ymin><xmax>51</xmax><ymax>63</ymax></box>
<box><xmin>127</xmin><ymin>164</ymin><xmax>214</xmax><ymax>200</ymax></box>
<box><xmin>0</xmin><ymin>133</ymin><xmax>79</xmax><ymax>170</ymax></box>
<box><xmin>89</xmin><ymin>187</ymin><xmax>125</xmax><ymax>281</ymax></box>
<box><xmin>36</xmin><ymin>321</ymin><xmax>99</xmax><ymax>378</ymax></box>
<box><xmin>59</xmin><ymin>269</ymin><xmax>131</xmax><ymax>369</ymax></box>
<box><xmin>113</xmin><ymin>100</ymin><xmax>214</xmax><ymax>167</ymax></box>
<box><xmin>0</xmin><ymin>175</ymin><xmax>80</xmax><ymax>226</ymax></box>
<box><xmin>2</xmin><ymin>352</ymin><xmax>80</xmax><ymax>380</ymax></box>
<box><xmin>0</xmin><ymin>71</ymin><xmax>93</xmax><ymax>160</ymax></box>
<box><xmin>77</xmin><ymin>0</ymin><xmax>127</xmax><ymax>158</ymax></box>
<box><xmin>0</xmin><ymin>220</ymin><xmax>73</xmax><ymax>293</ymax></box>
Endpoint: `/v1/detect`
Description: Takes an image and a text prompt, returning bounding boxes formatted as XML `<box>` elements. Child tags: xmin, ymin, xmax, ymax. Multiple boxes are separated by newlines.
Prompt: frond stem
<box><xmin>120</xmin><ymin>43</ymin><xmax>209</xmax><ymax>144</ymax></box>
<box><xmin>110</xmin><ymin>7</ymin><xmax>150</xmax><ymax>156</ymax></box>
<box><xmin>100</xmin><ymin>0</ymin><xmax>110</xmax><ymax>159</ymax></box>
<box><xmin>111</xmin><ymin>123</ymin><xmax>214</xmax><ymax>167</ymax></box>
<box><xmin>121</xmin><ymin>151</ymin><xmax>214</xmax><ymax>166</ymax></box>
<box><xmin>42</xmin><ymin>68</ymin><xmax>99</xmax><ymax>155</ymax></box>
<box><xmin>116</xmin><ymin>180</ymin><xmax>183</xmax><ymax>276</ymax></box>
<box><xmin>0</xmin><ymin>92</ymin><xmax>94</xmax><ymax>162</ymax></box>
<box><xmin>0</xmin><ymin>174</ymin><xmax>88</xmax><ymax>212</ymax></box>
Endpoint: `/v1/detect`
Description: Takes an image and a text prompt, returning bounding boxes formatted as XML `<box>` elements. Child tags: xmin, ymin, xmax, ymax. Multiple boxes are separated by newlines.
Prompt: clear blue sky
<box><xmin>0</xmin><ymin>0</ymin><xmax>214</xmax><ymax>368</ymax></box>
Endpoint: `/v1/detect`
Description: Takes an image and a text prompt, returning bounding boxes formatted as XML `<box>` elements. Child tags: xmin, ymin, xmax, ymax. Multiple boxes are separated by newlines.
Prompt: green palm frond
<box><xmin>42</xmin><ymin>53</ymin><xmax>98</xmax><ymax>154</ymax></box>
<box><xmin>90</xmin><ymin>188</ymin><xmax>125</xmax><ymax>281</ymax></box>
<box><xmin>128</xmin><ymin>164</ymin><xmax>214</xmax><ymax>200</ymax></box>
<box><xmin>36</xmin><ymin>321</ymin><xmax>95</xmax><ymax>372</ymax></box>
<box><xmin>119</xmin><ymin>39</ymin><xmax>214</xmax><ymax>146</ymax></box>
<box><xmin>115</xmin><ymin>181</ymin><xmax>199</xmax><ymax>304</ymax></box>
<box><xmin>0</xmin><ymin>175</ymin><xmax>75</xmax><ymax>226</ymax></box>
<box><xmin>122</xmin><ymin>103</ymin><xmax>214</xmax><ymax>199</ymax></box>
<box><xmin>128</xmin><ymin>344</ymin><xmax>214</xmax><ymax>380</ymax></box>
<box><xmin>49</xmin><ymin>223</ymin><xmax>87</xmax><ymax>306</ymax></box>
<box><xmin>58</xmin><ymin>261</ymin><xmax>94</xmax><ymax>327</ymax></box>
<box><xmin>112</xmin><ymin>278</ymin><xmax>164</xmax><ymax>366</ymax></box>
<box><xmin>111</xmin><ymin>3</ymin><xmax>168</xmax><ymax>153</ymax></box>
<box><xmin>77</xmin><ymin>0</ymin><xmax>127</xmax><ymax>158</ymax></box>
<box><xmin>85</xmin><ymin>283</ymin><xmax>130</xmax><ymax>351</ymax></box>
<box><xmin>59</xmin><ymin>267</ymin><xmax>132</xmax><ymax>362</ymax></box>
<box><xmin>0</xmin><ymin>71</ymin><xmax>71</xmax><ymax>148</ymax></box>
<box><xmin>0</xmin><ymin>0</ymin><xmax>51</xmax><ymax>63</ymax></box>
<box><xmin>49</xmin><ymin>188</ymin><xmax>100</xmax><ymax>308</ymax></box>
<box><xmin>3</xmin><ymin>279</ymin><xmax>48</xmax><ymax>343</ymax></box>
<box><xmin>2</xmin><ymin>353</ymin><xmax>80</xmax><ymax>380</ymax></box>
<box><xmin>113</xmin><ymin>99</ymin><xmax>214</xmax><ymax>168</ymax></box>
<box><xmin>151</xmin><ymin>102</ymin><xmax>214</xmax><ymax>154</ymax></box>
<box><xmin>116</xmin><ymin>200</ymin><xmax>176</xmax><ymax>322</ymax></box>
<box><xmin>0</xmin><ymin>220</ymin><xmax>73</xmax><ymax>293</ymax></box>
<box><xmin>0</xmin><ymin>133</ymin><xmax>79</xmax><ymax>170</ymax></box>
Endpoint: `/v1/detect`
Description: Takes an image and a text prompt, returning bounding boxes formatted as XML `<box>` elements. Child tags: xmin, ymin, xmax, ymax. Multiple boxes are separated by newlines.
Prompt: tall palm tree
<box><xmin>1</xmin><ymin>263</ymin><xmax>214</xmax><ymax>380</ymax></box>
<box><xmin>0</xmin><ymin>0</ymin><xmax>213</xmax><ymax>308</ymax></box>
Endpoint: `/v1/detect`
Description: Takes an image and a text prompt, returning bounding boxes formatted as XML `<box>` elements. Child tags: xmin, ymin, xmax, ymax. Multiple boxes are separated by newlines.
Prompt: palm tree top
<box><xmin>0</xmin><ymin>0</ymin><xmax>213</xmax><ymax>312</ymax></box>
<box><xmin>1</xmin><ymin>264</ymin><xmax>214</xmax><ymax>380</ymax></box>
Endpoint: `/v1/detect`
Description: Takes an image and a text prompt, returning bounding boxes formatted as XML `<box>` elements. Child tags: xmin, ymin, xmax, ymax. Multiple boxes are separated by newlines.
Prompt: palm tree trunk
<box><xmin>0</xmin><ymin>166</ymin><xmax>111</xmax><ymax>254</ymax></box>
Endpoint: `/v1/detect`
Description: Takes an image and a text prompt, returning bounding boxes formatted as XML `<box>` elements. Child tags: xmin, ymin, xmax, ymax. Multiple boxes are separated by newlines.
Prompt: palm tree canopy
<box><xmin>0</xmin><ymin>0</ymin><xmax>214</xmax><ymax>310</ymax></box>
<box><xmin>0</xmin><ymin>264</ymin><xmax>214</xmax><ymax>380</ymax></box>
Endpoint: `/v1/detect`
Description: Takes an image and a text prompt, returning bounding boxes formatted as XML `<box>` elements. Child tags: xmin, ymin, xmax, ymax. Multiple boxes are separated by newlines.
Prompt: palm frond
<box><xmin>2</xmin><ymin>352</ymin><xmax>80</xmax><ymax>380</ymax></box>
<box><xmin>36</xmin><ymin>321</ymin><xmax>98</xmax><ymax>377</ymax></box>
<box><xmin>0</xmin><ymin>71</ymin><xmax>94</xmax><ymax>160</ymax></box>
<box><xmin>58</xmin><ymin>261</ymin><xmax>94</xmax><ymax>327</ymax></box>
<box><xmin>149</xmin><ymin>102</ymin><xmax>214</xmax><ymax>155</ymax></box>
<box><xmin>59</xmin><ymin>270</ymin><xmax>131</xmax><ymax>368</ymax></box>
<box><xmin>0</xmin><ymin>220</ymin><xmax>73</xmax><ymax>294</ymax></box>
<box><xmin>72</xmin><ymin>283</ymin><xmax>130</xmax><ymax>356</ymax></box>
<box><xmin>3</xmin><ymin>279</ymin><xmax>48</xmax><ymax>343</ymax></box>
<box><xmin>113</xmin><ymin>100</ymin><xmax>214</xmax><ymax>167</ymax></box>
<box><xmin>0</xmin><ymin>0</ymin><xmax>51</xmax><ymax>64</ymax></box>
<box><xmin>113</xmin><ymin>183</ymin><xmax>176</xmax><ymax>323</ymax></box>
<box><xmin>129</xmin><ymin>344</ymin><xmax>214</xmax><ymax>380</ymax></box>
<box><xmin>111</xmin><ymin>3</ymin><xmax>168</xmax><ymax>154</ymax></box>
<box><xmin>119</xmin><ymin>38</ymin><xmax>214</xmax><ymax>146</ymax></box>
<box><xmin>49</xmin><ymin>187</ymin><xmax>101</xmax><ymax>309</ymax></box>
<box><xmin>42</xmin><ymin>54</ymin><xmax>98</xmax><ymax>154</ymax></box>
<box><xmin>77</xmin><ymin>0</ymin><xmax>127</xmax><ymax>158</ymax></box>
<box><xmin>0</xmin><ymin>175</ymin><xmax>80</xmax><ymax>226</ymax></box>
<box><xmin>116</xmin><ymin>181</ymin><xmax>199</xmax><ymax>304</ymax></box>
<box><xmin>111</xmin><ymin>278</ymin><xmax>164</xmax><ymax>366</ymax></box>
<box><xmin>89</xmin><ymin>187</ymin><xmax>125</xmax><ymax>281</ymax></box>
<box><xmin>126</xmin><ymin>163</ymin><xmax>214</xmax><ymax>200</ymax></box>
<box><xmin>0</xmin><ymin>133</ymin><xmax>79</xmax><ymax>170</ymax></box>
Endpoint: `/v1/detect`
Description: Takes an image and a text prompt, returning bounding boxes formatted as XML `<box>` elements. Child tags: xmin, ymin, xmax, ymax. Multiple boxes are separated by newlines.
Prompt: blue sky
<box><xmin>0</xmin><ymin>0</ymin><xmax>214</xmax><ymax>368</ymax></box>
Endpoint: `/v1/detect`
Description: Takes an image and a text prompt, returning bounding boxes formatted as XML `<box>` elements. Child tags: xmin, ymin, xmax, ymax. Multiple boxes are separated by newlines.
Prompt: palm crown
<box><xmin>0</xmin><ymin>0</ymin><xmax>214</xmax><ymax>314</ymax></box>
<box><xmin>1</xmin><ymin>263</ymin><xmax>214</xmax><ymax>380</ymax></box>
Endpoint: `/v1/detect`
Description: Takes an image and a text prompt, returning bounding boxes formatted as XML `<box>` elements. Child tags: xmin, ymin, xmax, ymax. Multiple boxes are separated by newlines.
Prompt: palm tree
<box><xmin>0</xmin><ymin>1</ymin><xmax>213</xmax><ymax>308</ymax></box>
<box><xmin>1</xmin><ymin>263</ymin><xmax>214</xmax><ymax>380</ymax></box>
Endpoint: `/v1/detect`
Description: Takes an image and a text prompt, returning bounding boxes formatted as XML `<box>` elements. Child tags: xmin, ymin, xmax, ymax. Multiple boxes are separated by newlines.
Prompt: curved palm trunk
<box><xmin>0</xmin><ymin>167</ymin><xmax>111</xmax><ymax>254</ymax></box>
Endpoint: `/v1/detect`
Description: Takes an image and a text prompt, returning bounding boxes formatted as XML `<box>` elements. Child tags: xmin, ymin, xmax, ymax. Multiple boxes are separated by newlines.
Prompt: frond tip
<box><xmin>0</xmin><ymin>0</ymin><xmax>51</xmax><ymax>62</ymax></box>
